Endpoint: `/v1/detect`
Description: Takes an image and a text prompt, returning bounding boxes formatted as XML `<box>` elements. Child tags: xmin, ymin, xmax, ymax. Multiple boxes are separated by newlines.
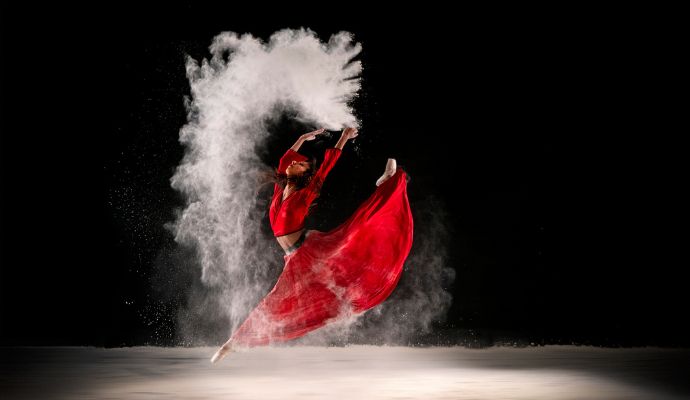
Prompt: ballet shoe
<box><xmin>210</xmin><ymin>341</ymin><xmax>234</xmax><ymax>364</ymax></box>
<box><xmin>376</xmin><ymin>158</ymin><xmax>397</xmax><ymax>186</ymax></box>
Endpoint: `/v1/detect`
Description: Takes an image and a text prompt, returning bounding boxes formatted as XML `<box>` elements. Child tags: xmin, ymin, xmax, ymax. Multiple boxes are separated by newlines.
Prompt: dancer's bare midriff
<box><xmin>276</xmin><ymin>229</ymin><xmax>305</xmax><ymax>253</ymax></box>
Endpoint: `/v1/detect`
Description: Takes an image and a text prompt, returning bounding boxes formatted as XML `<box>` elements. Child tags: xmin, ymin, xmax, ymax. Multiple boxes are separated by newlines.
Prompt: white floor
<box><xmin>2</xmin><ymin>345</ymin><xmax>689</xmax><ymax>399</ymax></box>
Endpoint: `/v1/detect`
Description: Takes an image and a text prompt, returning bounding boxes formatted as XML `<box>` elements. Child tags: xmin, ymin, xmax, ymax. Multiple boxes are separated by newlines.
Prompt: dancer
<box><xmin>211</xmin><ymin>127</ymin><xmax>413</xmax><ymax>363</ymax></box>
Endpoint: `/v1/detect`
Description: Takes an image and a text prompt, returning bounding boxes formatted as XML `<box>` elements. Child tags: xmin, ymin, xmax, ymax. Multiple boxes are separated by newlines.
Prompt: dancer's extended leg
<box><xmin>210</xmin><ymin>338</ymin><xmax>235</xmax><ymax>364</ymax></box>
<box><xmin>376</xmin><ymin>158</ymin><xmax>397</xmax><ymax>186</ymax></box>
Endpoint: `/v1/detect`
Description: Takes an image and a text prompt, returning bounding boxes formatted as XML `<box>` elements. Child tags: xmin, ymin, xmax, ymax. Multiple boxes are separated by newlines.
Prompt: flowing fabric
<box><xmin>230</xmin><ymin>167</ymin><xmax>413</xmax><ymax>347</ymax></box>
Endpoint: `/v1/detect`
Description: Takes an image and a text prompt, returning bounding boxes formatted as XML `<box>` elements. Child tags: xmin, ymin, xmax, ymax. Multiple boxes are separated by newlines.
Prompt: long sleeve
<box><xmin>305</xmin><ymin>148</ymin><xmax>342</xmax><ymax>198</ymax></box>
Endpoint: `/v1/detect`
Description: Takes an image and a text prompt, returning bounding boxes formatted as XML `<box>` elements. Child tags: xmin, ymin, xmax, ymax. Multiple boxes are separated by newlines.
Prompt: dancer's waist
<box><xmin>285</xmin><ymin>230</ymin><xmax>307</xmax><ymax>255</ymax></box>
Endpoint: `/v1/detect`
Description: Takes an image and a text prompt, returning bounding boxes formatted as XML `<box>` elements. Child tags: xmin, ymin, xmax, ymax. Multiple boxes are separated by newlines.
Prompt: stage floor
<box><xmin>2</xmin><ymin>345</ymin><xmax>689</xmax><ymax>399</ymax></box>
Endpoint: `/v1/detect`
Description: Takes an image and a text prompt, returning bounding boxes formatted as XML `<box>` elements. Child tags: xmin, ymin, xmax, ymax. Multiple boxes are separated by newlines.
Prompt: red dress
<box><xmin>230</xmin><ymin>148</ymin><xmax>414</xmax><ymax>347</ymax></box>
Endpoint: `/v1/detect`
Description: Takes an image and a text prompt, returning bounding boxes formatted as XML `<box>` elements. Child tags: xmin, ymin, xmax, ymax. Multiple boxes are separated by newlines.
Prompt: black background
<box><xmin>1</xmin><ymin>5</ymin><xmax>686</xmax><ymax>347</ymax></box>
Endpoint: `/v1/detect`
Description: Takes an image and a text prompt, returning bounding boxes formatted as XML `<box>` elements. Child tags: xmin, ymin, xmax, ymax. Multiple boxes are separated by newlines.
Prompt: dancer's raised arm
<box><xmin>302</xmin><ymin>127</ymin><xmax>359</xmax><ymax>198</ymax></box>
<box><xmin>334</xmin><ymin>127</ymin><xmax>358</xmax><ymax>150</ymax></box>
<box><xmin>290</xmin><ymin>128</ymin><xmax>326</xmax><ymax>152</ymax></box>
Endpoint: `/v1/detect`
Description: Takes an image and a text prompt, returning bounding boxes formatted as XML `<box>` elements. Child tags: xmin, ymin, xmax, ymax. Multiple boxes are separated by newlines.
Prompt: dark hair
<box><xmin>275</xmin><ymin>155</ymin><xmax>319</xmax><ymax>190</ymax></box>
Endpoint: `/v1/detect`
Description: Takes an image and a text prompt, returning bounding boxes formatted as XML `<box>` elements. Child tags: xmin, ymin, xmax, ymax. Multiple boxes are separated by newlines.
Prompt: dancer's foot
<box><xmin>376</xmin><ymin>158</ymin><xmax>397</xmax><ymax>186</ymax></box>
<box><xmin>210</xmin><ymin>340</ymin><xmax>234</xmax><ymax>364</ymax></box>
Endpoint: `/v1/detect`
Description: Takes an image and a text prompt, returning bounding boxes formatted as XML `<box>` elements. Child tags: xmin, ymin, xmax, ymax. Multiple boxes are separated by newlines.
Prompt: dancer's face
<box><xmin>286</xmin><ymin>160</ymin><xmax>311</xmax><ymax>177</ymax></box>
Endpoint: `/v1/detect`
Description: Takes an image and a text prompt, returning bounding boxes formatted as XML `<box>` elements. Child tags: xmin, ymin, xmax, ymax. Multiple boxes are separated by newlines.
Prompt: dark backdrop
<box><xmin>1</xmin><ymin>5</ymin><xmax>685</xmax><ymax>347</ymax></box>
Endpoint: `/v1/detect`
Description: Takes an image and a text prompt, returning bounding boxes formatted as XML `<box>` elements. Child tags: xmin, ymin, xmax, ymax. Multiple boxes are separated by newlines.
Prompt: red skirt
<box><xmin>230</xmin><ymin>168</ymin><xmax>413</xmax><ymax>347</ymax></box>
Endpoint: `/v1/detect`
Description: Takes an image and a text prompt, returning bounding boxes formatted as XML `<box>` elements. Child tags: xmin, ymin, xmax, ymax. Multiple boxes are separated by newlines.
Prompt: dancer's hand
<box><xmin>300</xmin><ymin>128</ymin><xmax>326</xmax><ymax>141</ymax></box>
<box><xmin>335</xmin><ymin>127</ymin><xmax>358</xmax><ymax>150</ymax></box>
<box><xmin>341</xmin><ymin>127</ymin><xmax>358</xmax><ymax>140</ymax></box>
<box><xmin>291</xmin><ymin>128</ymin><xmax>325</xmax><ymax>152</ymax></box>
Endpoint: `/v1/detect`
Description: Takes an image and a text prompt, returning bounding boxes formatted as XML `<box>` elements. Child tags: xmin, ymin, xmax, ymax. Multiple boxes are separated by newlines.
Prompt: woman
<box><xmin>211</xmin><ymin>127</ymin><xmax>413</xmax><ymax>363</ymax></box>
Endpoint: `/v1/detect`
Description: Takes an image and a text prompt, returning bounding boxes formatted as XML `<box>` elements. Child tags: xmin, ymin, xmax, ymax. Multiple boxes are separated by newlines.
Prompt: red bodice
<box><xmin>269</xmin><ymin>148</ymin><xmax>342</xmax><ymax>236</ymax></box>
